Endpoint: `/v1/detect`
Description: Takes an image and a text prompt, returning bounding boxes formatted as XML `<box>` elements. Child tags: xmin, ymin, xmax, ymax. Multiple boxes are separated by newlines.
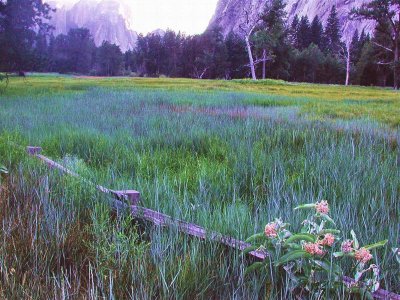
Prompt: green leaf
<box><xmin>333</xmin><ymin>251</ymin><xmax>344</xmax><ymax>258</ymax></box>
<box><xmin>285</xmin><ymin>243</ymin><xmax>302</xmax><ymax>250</ymax></box>
<box><xmin>244</xmin><ymin>262</ymin><xmax>266</xmax><ymax>276</ymax></box>
<box><xmin>294</xmin><ymin>203</ymin><xmax>316</xmax><ymax>210</ymax></box>
<box><xmin>320</xmin><ymin>214</ymin><xmax>335</xmax><ymax>225</ymax></box>
<box><xmin>364</xmin><ymin>240</ymin><xmax>388</xmax><ymax>250</ymax></box>
<box><xmin>243</xmin><ymin>245</ymin><xmax>260</xmax><ymax>256</ymax></box>
<box><xmin>245</xmin><ymin>232</ymin><xmax>265</xmax><ymax>243</ymax></box>
<box><xmin>320</xmin><ymin>229</ymin><xmax>341</xmax><ymax>235</ymax></box>
<box><xmin>284</xmin><ymin>234</ymin><xmax>316</xmax><ymax>245</ymax></box>
<box><xmin>351</xmin><ymin>230</ymin><xmax>359</xmax><ymax>250</ymax></box>
<box><xmin>314</xmin><ymin>260</ymin><xmax>342</xmax><ymax>275</ymax></box>
<box><xmin>276</xmin><ymin>250</ymin><xmax>312</xmax><ymax>266</ymax></box>
<box><xmin>0</xmin><ymin>165</ymin><xmax>8</xmax><ymax>174</ymax></box>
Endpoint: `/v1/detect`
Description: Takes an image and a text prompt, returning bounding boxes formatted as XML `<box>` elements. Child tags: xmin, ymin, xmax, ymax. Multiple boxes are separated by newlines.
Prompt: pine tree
<box><xmin>253</xmin><ymin>0</ymin><xmax>288</xmax><ymax>79</ymax></box>
<box><xmin>225</xmin><ymin>32</ymin><xmax>247</xmax><ymax>79</ymax></box>
<box><xmin>324</xmin><ymin>5</ymin><xmax>342</xmax><ymax>54</ymax></box>
<box><xmin>96</xmin><ymin>41</ymin><xmax>123</xmax><ymax>76</ymax></box>
<box><xmin>350</xmin><ymin>30</ymin><xmax>361</xmax><ymax>65</ymax></box>
<box><xmin>352</xmin><ymin>0</ymin><xmax>400</xmax><ymax>89</ymax></box>
<box><xmin>66</xmin><ymin>28</ymin><xmax>95</xmax><ymax>74</ymax></box>
<box><xmin>310</xmin><ymin>16</ymin><xmax>324</xmax><ymax>48</ymax></box>
<box><xmin>295</xmin><ymin>16</ymin><xmax>311</xmax><ymax>50</ymax></box>
<box><xmin>372</xmin><ymin>23</ymin><xmax>394</xmax><ymax>87</ymax></box>
<box><xmin>0</xmin><ymin>0</ymin><xmax>53</xmax><ymax>72</ymax></box>
<box><xmin>289</xmin><ymin>15</ymin><xmax>299</xmax><ymax>45</ymax></box>
<box><xmin>293</xmin><ymin>44</ymin><xmax>325</xmax><ymax>82</ymax></box>
<box><xmin>359</xmin><ymin>30</ymin><xmax>370</xmax><ymax>45</ymax></box>
<box><xmin>354</xmin><ymin>42</ymin><xmax>377</xmax><ymax>86</ymax></box>
<box><xmin>197</xmin><ymin>26</ymin><xmax>228</xmax><ymax>79</ymax></box>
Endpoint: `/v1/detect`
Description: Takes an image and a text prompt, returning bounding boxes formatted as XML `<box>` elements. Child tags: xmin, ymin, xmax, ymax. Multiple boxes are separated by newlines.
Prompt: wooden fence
<box><xmin>26</xmin><ymin>146</ymin><xmax>400</xmax><ymax>300</ymax></box>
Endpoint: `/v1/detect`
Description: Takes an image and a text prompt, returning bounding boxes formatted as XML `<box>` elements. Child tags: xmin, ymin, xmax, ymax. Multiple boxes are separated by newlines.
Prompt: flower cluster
<box><xmin>341</xmin><ymin>240</ymin><xmax>354</xmax><ymax>253</ymax></box>
<box><xmin>355</xmin><ymin>248</ymin><xmax>373</xmax><ymax>264</ymax></box>
<box><xmin>315</xmin><ymin>200</ymin><xmax>329</xmax><ymax>214</ymax></box>
<box><xmin>319</xmin><ymin>233</ymin><xmax>335</xmax><ymax>247</ymax></box>
<box><xmin>264</xmin><ymin>222</ymin><xmax>278</xmax><ymax>238</ymax></box>
<box><xmin>304</xmin><ymin>242</ymin><xmax>325</xmax><ymax>256</ymax></box>
<box><xmin>246</xmin><ymin>200</ymin><xmax>387</xmax><ymax>298</ymax></box>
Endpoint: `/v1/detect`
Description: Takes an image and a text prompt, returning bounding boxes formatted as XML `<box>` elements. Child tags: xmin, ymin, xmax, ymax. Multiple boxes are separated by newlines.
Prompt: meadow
<box><xmin>0</xmin><ymin>75</ymin><xmax>399</xmax><ymax>299</ymax></box>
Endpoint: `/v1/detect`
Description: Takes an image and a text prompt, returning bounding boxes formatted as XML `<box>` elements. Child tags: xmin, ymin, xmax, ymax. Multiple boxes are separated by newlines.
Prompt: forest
<box><xmin>0</xmin><ymin>0</ymin><xmax>398</xmax><ymax>87</ymax></box>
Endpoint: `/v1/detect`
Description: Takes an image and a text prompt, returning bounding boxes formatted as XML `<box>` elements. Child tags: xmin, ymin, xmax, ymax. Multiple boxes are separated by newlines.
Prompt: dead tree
<box><xmin>239</xmin><ymin>6</ymin><xmax>262</xmax><ymax>80</ymax></box>
<box><xmin>340</xmin><ymin>42</ymin><xmax>352</xmax><ymax>86</ymax></box>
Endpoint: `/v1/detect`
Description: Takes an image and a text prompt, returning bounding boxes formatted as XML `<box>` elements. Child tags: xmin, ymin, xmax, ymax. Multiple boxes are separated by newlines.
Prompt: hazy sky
<box><xmin>53</xmin><ymin>0</ymin><xmax>218</xmax><ymax>34</ymax></box>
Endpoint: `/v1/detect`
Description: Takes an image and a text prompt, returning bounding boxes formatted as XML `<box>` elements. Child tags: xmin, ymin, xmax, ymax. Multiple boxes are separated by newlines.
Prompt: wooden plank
<box><xmin>129</xmin><ymin>204</ymin><xmax>267</xmax><ymax>259</ymax></box>
<box><xmin>27</xmin><ymin>146</ymin><xmax>400</xmax><ymax>299</ymax></box>
<box><xmin>30</xmin><ymin>150</ymin><xmax>140</xmax><ymax>203</ymax></box>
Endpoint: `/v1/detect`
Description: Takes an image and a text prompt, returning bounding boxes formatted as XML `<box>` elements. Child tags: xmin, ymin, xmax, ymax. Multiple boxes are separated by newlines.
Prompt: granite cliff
<box><xmin>208</xmin><ymin>0</ymin><xmax>375</xmax><ymax>42</ymax></box>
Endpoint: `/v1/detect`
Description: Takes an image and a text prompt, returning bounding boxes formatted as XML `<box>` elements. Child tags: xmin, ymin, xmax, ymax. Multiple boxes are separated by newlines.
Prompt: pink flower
<box><xmin>320</xmin><ymin>234</ymin><xmax>335</xmax><ymax>247</ymax></box>
<box><xmin>341</xmin><ymin>240</ymin><xmax>354</xmax><ymax>253</ymax></box>
<box><xmin>264</xmin><ymin>222</ymin><xmax>278</xmax><ymax>238</ymax></box>
<box><xmin>355</xmin><ymin>248</ymin><xmax>373</xmax><ymax>264</ymax></box>
<box><xmin>315</xmin><ymin>200</ymin><xmax>329</xmax><ymax>215</ymax></box>
<box><xmin>304</xmin><ymin>242</ymin><xmax>325</xmax><ymax>256</ymax></box>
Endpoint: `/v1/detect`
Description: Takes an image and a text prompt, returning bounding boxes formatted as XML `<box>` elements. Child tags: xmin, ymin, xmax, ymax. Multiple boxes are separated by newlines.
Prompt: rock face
<box><xmin>49</xmin><ymin>0</ymin><xmax>138</xmax><ymax>51</ymax></box>
<box><xmin>209</xmin><ymin>0</ymin><xmax>375</xmax><ymax>42</ymax></box>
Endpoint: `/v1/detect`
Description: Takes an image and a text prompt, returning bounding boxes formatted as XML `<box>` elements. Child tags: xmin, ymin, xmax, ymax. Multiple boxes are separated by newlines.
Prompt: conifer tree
<box><xmin>254</xmin><ymin>0</ymin><xmax>287</xmax><ymax>79</ymax></box>
<box><xmin>0</xmin><ymin>0</ymin><xmax>53</xmax><ymax>72</ymax></box>
<box><xmin>295</xmin><ymin>16</ymin><xmax>311</xmax><ymax>50</ymax></box>
<box><xmin>352</xmin><ymin>0</ymin><xmax>400</xmax><ymax>89</ymax></box>
<box><xmin>324</xmin><ymin>5</ymin><xmax>342</xmax><ymax>54</ymax></box>
<box><xmin>289</xmin><ymin>15</ymin><xmax>299</xmax><ymax>45</ymax></box>
<box><xmin>310</xmin><ymin>16</ymin><xmax>324</xmax><ymax>48</ymax></box>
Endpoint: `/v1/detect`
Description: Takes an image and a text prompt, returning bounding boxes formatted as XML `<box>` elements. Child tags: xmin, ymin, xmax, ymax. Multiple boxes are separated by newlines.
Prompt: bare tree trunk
<box><xmin>394</xmin><ymin>40</ymin><xmax>399</xmax><ymax>90</ymax></box>
<box><xmin>200</xmin><ymin>67</ymin><xmax>209</xmax><ymax>79</ymax></box>
<box><xmin>245</xmin><ymin>36</ymin><xmax>257</xmax><ymax>80</ymax></box>
<box><xmin>262</xmin><ymin>49</ymin><xmax>266</xmax><ymax>80</ymax></box>
<box><xmin>345</xmin><ymin>43</ymin><xmax>351</xmax><ymax>86</ymax></box>
<box><xmin>395</xmin><ymin>15</ymin><xmax>400</xmax><ymax>90</ymax></box>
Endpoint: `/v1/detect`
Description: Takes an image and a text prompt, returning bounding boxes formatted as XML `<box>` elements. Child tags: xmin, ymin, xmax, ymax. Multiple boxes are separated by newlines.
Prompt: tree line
<box><xmin>0</xmin><ymin>0</ymin><xmax>399</xmax><ymax>88</ymax></box>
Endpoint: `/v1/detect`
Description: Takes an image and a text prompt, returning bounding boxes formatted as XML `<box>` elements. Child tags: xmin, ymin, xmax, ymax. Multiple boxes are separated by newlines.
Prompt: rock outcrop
<box><xmin>48</xmin><ymin>0</ymin><xmax>138</xmax><ymax>51</ymax></box>
<box><xmin>208</xmin><ymin>0</ymin><xmax>375</xmax><ymax>42</ymax></box>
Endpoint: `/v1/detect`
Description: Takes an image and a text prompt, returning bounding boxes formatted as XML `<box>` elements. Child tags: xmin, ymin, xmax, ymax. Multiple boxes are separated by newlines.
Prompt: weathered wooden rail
<box><xmin>26</xmin><ymin>146</ymin><xmax>400</xmax><ymax>300</ymax></box>
<box><xmin>27</xmin><ymin>146</ymin><xmax>265</xmax><ymax>259</ymax></box>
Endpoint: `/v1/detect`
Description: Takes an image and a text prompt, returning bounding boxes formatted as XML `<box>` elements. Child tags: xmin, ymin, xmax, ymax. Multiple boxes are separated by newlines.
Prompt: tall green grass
<box><xmin>0</xmin><ymin>84</ymin><xmax>399</xmax><ymax>297</ymax></box>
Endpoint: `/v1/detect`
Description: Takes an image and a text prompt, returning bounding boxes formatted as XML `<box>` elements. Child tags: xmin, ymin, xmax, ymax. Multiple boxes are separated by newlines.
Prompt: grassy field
<box><xmin>0</xmin><ymin>75</ymin><xmax>399</xmax><ymax>298</ymax></box>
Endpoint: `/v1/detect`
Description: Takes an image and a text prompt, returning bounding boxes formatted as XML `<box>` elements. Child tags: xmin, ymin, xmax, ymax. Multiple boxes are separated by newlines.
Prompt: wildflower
<box><xmin>304</xmin><ymin>242</ymin><xmax>325</xmax><ymax>256</ymax></box>
<box><xmin>355</xmin><ymin>248</ymin><xmax>373</xmax><ymax>264</ymax></box>
<box><xmin>320</xmin><ymin>233</ymin><xmax>335</xmax><ymax>247</ymax></box>
<box><xmin>264</xmin><ymin>222</ymin><xmax>278</xmax><ymax>238</ymax></box>
<box><xmin>341</xmin><ymin>240</ymin><xmax>353</xmax><ymax>253</ymax></box>
<box><xmin>315</xmin><ymin>200</ymin><xmax>329</xmax><ymax>215</ymax></box>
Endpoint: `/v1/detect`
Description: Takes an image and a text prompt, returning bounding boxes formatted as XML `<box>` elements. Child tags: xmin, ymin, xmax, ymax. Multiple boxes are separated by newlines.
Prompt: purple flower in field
<box><xmin>341</xmin><ymin>240</ymin><xmax>354</xmax><ymax>253</ymax></box>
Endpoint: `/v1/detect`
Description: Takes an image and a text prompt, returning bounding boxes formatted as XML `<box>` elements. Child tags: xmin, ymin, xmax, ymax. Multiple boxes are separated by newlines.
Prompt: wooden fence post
<box><xmin>114</xmin><ymin>190</ymin><xmax>140</xmax><ymax>206</ymax></box>
<box><xmin>26</xmin><ymin>146</ymin><xmax>42</xmax><ymax>156</ymax></box>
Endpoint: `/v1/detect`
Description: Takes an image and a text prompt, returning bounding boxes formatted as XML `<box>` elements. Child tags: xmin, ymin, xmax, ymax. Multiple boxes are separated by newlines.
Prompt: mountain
<box><xmin>208</xmin><ymin>0</ymin><xmax>375</xmax><ymax>42</ymax></box>
<box><xmin>48</xmin><ymin>0</ymin><xmax>138</xmax><ymax>51</ymax></box>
